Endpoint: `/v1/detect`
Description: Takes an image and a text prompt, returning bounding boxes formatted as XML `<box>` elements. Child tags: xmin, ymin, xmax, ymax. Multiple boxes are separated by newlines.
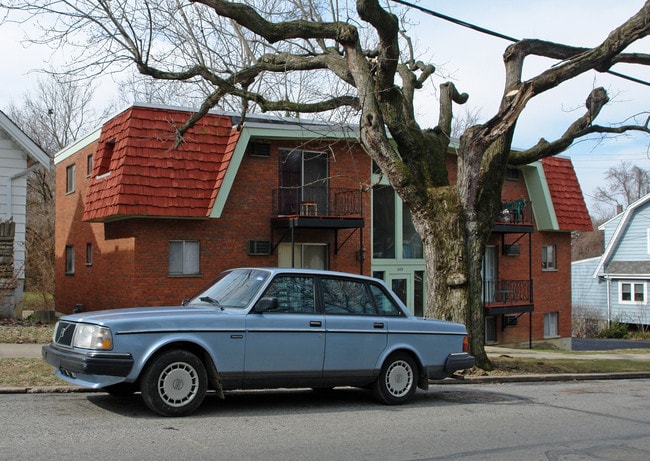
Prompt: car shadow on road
<box><xmin>85</xmin><ymin>384</ymin><xmax>525</xmax><ymax>419</ymax></box>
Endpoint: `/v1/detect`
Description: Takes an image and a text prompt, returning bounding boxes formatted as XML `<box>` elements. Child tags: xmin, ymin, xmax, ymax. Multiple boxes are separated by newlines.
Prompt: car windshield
<box><xmin>188</xmin><ymin>269</ymin><xmax>270</xmax><ymax>308</ymax></box>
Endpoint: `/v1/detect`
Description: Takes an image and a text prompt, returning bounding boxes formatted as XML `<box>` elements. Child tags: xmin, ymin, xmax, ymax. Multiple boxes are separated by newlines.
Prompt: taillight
<box><xmin>463</xmin><ymin>336</ymin><xmax>469</xmax><ymax>352</ymax></box>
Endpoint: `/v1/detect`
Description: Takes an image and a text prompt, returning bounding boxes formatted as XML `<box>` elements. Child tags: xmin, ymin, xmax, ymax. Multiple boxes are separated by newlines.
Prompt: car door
<box><xmin>244</xmin><ymin>275</ymin><xmax>325</xmax><ymax>387</ymax></box>
<box><xmin>321</xmin><ymin>277</ymin><xmax>388</xmax><ymax>382</ymax></box>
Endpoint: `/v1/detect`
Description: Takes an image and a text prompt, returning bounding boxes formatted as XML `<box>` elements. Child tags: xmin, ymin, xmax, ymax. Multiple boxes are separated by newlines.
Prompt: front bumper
<box><xmin>42</xmin><ymin>344</ymin><xmax>134</xmax><ymax>377</ymax></box>
<box><xmin>444</xmin><ymin>352</ymin><xmax>476</xmax><ymax>372</ymax></box>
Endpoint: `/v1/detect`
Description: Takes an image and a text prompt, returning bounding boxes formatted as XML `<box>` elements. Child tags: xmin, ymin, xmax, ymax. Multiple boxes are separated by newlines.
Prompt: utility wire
<box><xmin>390</xmin><ymin>0</ymin><xmax>649</xmax><ymax>87</ymax></box>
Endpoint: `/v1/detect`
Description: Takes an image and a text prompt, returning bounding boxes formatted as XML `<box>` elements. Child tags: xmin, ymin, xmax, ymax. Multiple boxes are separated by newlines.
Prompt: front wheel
<box><xmin>140</xmin><ymin>349</ymin><xmax>207</xmax><ymax>417</ymax></box>
<box><xmin>373</xmin><ymin>353</ymin><xmax>418</xmax><ymax>405</ymax></box>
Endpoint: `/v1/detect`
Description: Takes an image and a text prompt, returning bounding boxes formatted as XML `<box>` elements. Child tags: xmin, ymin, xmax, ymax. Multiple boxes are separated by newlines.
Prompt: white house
<box><xmin>0</xmin><ymin>110</ymin><xmax>50</xmax><ymax>317</ymax></box>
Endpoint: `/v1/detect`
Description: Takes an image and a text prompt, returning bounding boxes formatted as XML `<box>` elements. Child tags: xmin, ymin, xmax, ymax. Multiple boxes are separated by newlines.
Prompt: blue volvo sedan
<box><xmin>43</xmin><ymin>268</ymin><xmax>474</xmax><ymax>416</ymax></box>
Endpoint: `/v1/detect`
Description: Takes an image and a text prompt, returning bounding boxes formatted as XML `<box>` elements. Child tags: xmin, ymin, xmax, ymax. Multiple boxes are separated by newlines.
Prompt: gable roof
<box><xmin>83</xmin><ymin>105</ymin><xmax>240</xmax><ymax>221</ymax></box>
<box><xmin>592</xmin><ymin>193</ymin><xmax>650</xmax><ymax>277</ymax></box>
<box><xmin>0</xmin><ymin>110</ymin><xmax>50</xmax><ymax>168</ymax></box>
<box><xmin>540</xmin><ymin>157</ymin><xmax>592</xmax><ymax>231</ymax></box>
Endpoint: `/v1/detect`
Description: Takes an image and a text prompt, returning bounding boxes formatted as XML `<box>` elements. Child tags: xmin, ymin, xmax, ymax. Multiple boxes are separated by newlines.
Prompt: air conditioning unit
<box><xmin>504</xmin><ymin>243</ymin><xmax>520</xmax><ymax>256</ymax></box>
<box><xmin>247</xmin><ymin>240</ymin><xmax>271</xmax><ymax>255</ymax></box>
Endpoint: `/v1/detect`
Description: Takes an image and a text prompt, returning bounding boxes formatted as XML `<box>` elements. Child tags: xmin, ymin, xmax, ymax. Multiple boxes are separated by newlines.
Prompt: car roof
<box><xmin>232</xmin><ymin>267</ymin><xmax>383</xmax><ymax>283</ymax></box>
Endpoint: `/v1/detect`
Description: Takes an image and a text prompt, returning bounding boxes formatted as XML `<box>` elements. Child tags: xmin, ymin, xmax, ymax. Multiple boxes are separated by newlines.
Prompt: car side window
<box><xmin>368</xmin><ymin>284</ymin><xmax>402</xmax><ymax>316</ymax></box>
<box><xmin>321</xmin><ymin>278</ymin><xmax>376</xmax><ymax>315</ymax></box>
<box><xmin>261</xmin><ymin>276</ymin><xmax>315</xmax><ymax>313</ymax></box>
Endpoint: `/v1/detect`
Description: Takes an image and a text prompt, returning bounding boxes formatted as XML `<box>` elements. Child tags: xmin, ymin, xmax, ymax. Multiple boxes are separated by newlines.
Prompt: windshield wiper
<box><xmin>199</xmin><ymin>296</ymin><xmax>225</xmax><ymax>310</ymax></box>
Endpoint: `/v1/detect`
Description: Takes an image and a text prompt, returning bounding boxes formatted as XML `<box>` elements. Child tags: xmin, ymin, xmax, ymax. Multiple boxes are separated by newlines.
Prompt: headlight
<box><xmin>72</xmin><ymin>324</ymin><xmax>113</xmax><ymax>350</ymax></box>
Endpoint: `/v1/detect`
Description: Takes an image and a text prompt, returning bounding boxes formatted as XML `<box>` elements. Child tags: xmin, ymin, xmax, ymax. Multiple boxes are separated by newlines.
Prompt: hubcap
<box><xmin>158</xmin><ymin>362</ymin><xmax>199</xmax><ymax>407</ymax></box>
<box><xmin>385</xmin><ymin>360</ymin><xmax>413</xmax><ymax>397</ymax></box>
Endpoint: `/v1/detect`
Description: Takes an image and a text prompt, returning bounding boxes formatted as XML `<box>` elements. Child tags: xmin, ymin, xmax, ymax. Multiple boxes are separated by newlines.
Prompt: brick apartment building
<box><xmin>54</xmin><ymin>103</ymin><xmax>591</xmax><ymax>346</ymax></box>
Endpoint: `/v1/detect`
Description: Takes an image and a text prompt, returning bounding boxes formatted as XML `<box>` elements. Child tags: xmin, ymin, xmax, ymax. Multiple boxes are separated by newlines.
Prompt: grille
<box><xmin>54</xmin><ymin>321</ymin><xmax>76</xmax><ymax>347</ymax></box>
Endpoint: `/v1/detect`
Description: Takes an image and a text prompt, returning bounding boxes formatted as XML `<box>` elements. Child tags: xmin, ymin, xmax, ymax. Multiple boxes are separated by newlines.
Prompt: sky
<box><xmin>0</xmin><ymin>1</ymin><xmax>648</xmax><ymax>214</ymax></box>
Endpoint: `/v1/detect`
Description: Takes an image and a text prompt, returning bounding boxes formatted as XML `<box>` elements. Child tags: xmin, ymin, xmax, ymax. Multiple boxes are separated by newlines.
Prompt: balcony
<box><xmin>494</xmin><ymin>199</ymin><xmax>533</xmax><ymax>233</ymax></box>
<box><xmin>271</xmin><ymin>186</ymin><xmax>364</xmax><ymax>230</ymax></box>
<box><xmin>483</xmin><ymin>279</ymin><xmax>534</xmax><ymax>315</ymax></box>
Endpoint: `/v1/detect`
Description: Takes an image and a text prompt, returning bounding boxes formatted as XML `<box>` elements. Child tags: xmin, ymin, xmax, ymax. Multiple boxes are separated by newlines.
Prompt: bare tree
<box><xmin>3</xmin><ymin>0</ymin><xmax>649</xmax><ymax>367</ymax></box>
<box><xmin>6</xmin><ymin>74</ymin><xmax>112</xmax><ymax>309</ymax></box>
<box><xmin>592</xmin><ymin>160</ymin><xmax>650</xmax><ymax>220</ymax></box>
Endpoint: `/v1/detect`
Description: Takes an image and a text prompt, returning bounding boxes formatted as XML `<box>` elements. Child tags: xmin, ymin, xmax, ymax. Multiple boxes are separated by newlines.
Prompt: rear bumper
<box><xmin>42</xmin><ymin>344</ymin><xmax>134</xmax><ymax>377</ymax></box>
<box><xmin>444</xmin><ymin>352</ymin><xmax>475</xmax><ymax>372</ymax></box>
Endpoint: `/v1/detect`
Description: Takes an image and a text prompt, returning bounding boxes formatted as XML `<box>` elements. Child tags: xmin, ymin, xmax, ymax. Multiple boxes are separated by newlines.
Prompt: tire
<box><xmin>104</xmin><ymin>382</ymin><xmax>137</xmax><ymax>397</ymax></box>
<box><xmin>140</xmin><ymin>349</ymin><xmax>208</xmax><ymax>417</ymax></box>
<box><xmin>373</xmin><ymin>352</ymin><xmax>418</xmax><ymax>405</ymax></box>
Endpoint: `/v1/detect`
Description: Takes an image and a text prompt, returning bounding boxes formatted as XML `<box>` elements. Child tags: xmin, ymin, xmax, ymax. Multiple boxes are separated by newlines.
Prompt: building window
<box><xmin>65</xmin><ymin>245</ymin><xmax>75</xmax><ymax>275</ymax></box>
<box><xmin>278</xmin><ymin>149</ymin><xmax>328</xmax><ymax>215</ymax></box>
<box><xmin>402</xmin><ymin>205</ymin><xmax>423</xmax><ymax>259</ymax></box>
<box><xmin>168</xmin><ymin>240</ymin><xmax>200</xmax><ymax>276</ymax></box>
<box><xmin>544</xmin><ymin>312</ymin><xmax>558</xmax><ymax>337</ymax></box>
<box><xmin>505</xmin><ymin>168</ymin><xmax>520</xmax><ymax>181</ymax></box>
<box><xmin>373</xmin><ymin>185</ymin><xmax>395</xmax><ymax>259</ymax></box>
<box><xmin>542</xmin><ymin>245</ymin><xmax>557</xmax><ymax>271</ymax></box>
<box><xmin>620</xmin><ymin>281</ymin><xmax>646</xmax><ymax>304</ymax></box>
<box><xmin>97</xmin><ymin>140</ymin><xmax>115</xmax><ymax>177</ymax></box>
<box><xmin>87</xmin><ymin>154</ymin><xmax>94</xmax><ymax>177</ymax></box>
<box><xmin>66</xmin><ymin>164</ymin><xmax>75</xmax><ymax>194</ymax></box>
<box><xmin>278</xmin><ymin>243</ymin><xmax>327</xmax><ymax>270</ymax></box>
<box><xmin>86</xmin><ymin>243</ymin><xmax>93</xmax><ymax>266</ymax></box>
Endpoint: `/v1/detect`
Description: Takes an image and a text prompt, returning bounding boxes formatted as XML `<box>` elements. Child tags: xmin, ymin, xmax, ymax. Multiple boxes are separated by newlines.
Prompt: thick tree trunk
<box><xmin>413</xmin><ymin>185</ymin><xmax>492</xmax><ymax>369</ymax></box>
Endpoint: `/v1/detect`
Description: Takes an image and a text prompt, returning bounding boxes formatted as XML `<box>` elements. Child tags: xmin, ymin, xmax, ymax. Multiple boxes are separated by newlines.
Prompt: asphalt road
<box><xmin>1</xmin><ymin>379</ymin><xmax>649</xmax><ymax>460</ymax></box>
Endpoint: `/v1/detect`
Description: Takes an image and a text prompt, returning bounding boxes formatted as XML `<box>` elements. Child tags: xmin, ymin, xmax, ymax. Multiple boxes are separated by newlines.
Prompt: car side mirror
<box><xmin>253</xmin><ymin>297</ymin><xmax>278</xmax><ymax>313</ymax></box>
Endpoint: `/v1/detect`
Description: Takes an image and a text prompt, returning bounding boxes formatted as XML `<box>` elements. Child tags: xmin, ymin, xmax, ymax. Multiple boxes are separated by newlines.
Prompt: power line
<box><xmin>390</xmin><ymin>0</ymin><xmax>650</xmax><ymax>87</ymax></box>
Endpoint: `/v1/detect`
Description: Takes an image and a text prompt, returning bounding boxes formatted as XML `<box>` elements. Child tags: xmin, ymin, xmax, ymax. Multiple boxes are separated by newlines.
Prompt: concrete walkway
<box><xmin>0</xmin><ymin>343</ymin><xmax>44</xmax><ymax>359</ymax></box>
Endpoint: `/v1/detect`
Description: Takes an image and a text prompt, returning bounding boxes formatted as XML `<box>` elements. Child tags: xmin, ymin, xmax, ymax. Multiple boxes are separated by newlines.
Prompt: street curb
<box><xmin>0</xmin><ymin>386</ymin><xmax>95</xmax><ymax>394</ymax></box>
<box><xmin>435</xmin><ymin>371</ymin><xmax>650</xmax><ymax>384</ymax></box>
<box><xmin>2</xmin><ymin>372</ymin><xmax>650</xmax><ymax>395</ymax></box>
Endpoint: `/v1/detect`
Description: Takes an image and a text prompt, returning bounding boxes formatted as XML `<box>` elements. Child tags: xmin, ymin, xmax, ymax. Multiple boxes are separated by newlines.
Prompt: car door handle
<box><xmin>374</xmin><ymin>322</ymin><xmax>385</xmax><ymax>329</ymax></box>
<box><xmin>310</xmin><ymin>321</ymin><xmax>322</xmax><ymax>327</ymax></box>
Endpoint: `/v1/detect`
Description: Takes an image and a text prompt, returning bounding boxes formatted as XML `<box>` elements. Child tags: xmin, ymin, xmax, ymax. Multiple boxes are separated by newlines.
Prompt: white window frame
<box><xmin>543</xmin><ymin>312</ymin><xmax>558</xmax><ymax>338</ymax></box>
<box><xmin>619</xmin><ymin>280</ymin><xmax>647</xmax><ymax>304</ymax></box>
<box><xmin>168</xmin><ymin>240</ymin><xmax>200</xmax><ymax>276</ymax></box>
<box><xmin>541</xmin><ymin>245</ymin><xmax>557</xmax><ymax>271</ymax></box>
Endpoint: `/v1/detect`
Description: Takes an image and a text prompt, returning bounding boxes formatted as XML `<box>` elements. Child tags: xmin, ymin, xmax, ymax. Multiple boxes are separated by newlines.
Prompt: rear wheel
<box><xmin>140</xmin><ymin>349</ymin><xmax>207</xmax><ymax>417</ymax></box>
<box><xmin>373</xmin><ymin>352</ymin><xmax>418</xmax><ymax>405</ymax></box>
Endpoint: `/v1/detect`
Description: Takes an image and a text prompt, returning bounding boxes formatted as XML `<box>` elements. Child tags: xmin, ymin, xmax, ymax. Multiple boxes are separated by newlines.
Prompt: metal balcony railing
<box><xmin>496</xmin><ymin>199</ymin><xmax>532</xmax><ymax>225</ymax></box>
<box><xmin>484</xmin><ymin>279</ymin><xmax>533</xmax><ymax>305</ymax></box>
<box><xmin>272</xmin><ymin>187</ymin><xmax>362</xmax><ymax>217</ymax></box>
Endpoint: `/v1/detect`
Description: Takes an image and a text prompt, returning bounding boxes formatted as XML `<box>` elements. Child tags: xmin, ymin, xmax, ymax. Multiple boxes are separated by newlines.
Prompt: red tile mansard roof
<box><xmin>83</xmin><ymin>106</ymin><xmax>240</xmax><ymax>222</ymax></box>
<box><xmin>541</xmin><ymin>156</ymin><xmax>592</xmax><ymax>231</ymax></box>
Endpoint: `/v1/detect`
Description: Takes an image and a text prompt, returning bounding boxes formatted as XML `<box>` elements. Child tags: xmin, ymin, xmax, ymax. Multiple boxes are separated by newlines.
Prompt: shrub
<box><xmin>596</xmin><ymin>320</ymin><xmax>629</xmax><ymax>339</ymax></box>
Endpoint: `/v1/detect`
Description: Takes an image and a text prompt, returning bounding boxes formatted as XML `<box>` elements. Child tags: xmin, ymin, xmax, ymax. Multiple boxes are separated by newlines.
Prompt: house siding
<box><xmin>571</xmin><ymin>258</ymin><xmax>606</xmax><ymax>310</ymax></box>
<box><xmin>0</xmin><ymin>133</ymin><xmax>29</xmax><ymax>272</ymax></box>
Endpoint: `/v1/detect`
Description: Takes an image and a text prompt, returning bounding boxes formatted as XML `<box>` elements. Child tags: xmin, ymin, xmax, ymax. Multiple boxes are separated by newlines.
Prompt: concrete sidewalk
<box><xmin>0</xmin><ymin>343</ymin><xmax>44</xmax><ymax>359</ymax></box>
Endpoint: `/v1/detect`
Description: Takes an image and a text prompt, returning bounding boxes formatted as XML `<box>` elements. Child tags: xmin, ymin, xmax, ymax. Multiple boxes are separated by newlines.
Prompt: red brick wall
<box><xmin>56</xmin><ymin>138</ymin><xmax>371</xmax><ymax>313</ymax></box>
<box><xmin>487</xmin><ymin>174</ymin><xmax>573</xmax><ymax>344</ymax></box>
